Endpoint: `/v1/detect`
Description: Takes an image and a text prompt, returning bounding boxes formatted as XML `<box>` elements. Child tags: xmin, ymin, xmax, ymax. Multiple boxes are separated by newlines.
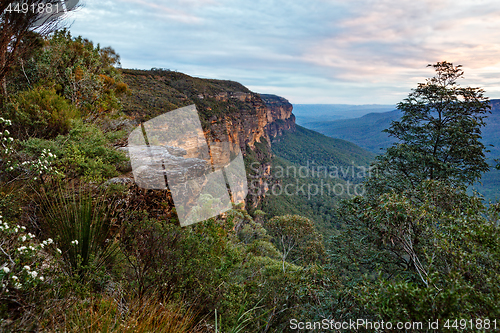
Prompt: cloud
<box><xmin>69</xmin><ymin>0</ymin><xmax>500</xmax><ymax>103</ymax></box>
<box><xmin>291</xmin><ymin>0</ymin><xmax>500</xmax><ymax>101</ymax></box>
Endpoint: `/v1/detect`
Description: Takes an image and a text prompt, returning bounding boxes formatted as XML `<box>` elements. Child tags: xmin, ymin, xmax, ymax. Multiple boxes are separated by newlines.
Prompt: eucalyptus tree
<box><xmin>369</xmin><ymin>61</ymin><xmax>491</xmax><ymax>194</ymax></box>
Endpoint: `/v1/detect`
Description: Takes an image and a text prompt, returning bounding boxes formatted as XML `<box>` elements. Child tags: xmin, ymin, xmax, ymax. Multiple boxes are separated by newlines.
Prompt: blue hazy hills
<box><xmin>297</xmin><ymin>100</ymin><xmax>500</xmax><ymax>201</ymax></box>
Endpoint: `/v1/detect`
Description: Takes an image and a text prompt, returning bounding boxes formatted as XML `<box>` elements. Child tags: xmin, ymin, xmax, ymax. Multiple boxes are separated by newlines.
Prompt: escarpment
<box><xmin>120</xmin><ymin>68</ymin><xmax>295</xmax><ymax>208</ymax></box>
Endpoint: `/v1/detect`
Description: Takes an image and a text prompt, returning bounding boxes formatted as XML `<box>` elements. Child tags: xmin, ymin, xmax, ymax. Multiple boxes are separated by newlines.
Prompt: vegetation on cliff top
<box><xmin>0</xmin><ymin>29</ymin><xmax>335</xmax><ymax>332</ymax></box>
<box><xmin>0</xmin><ymin>23</ymin><xmax>498</xmax><ymax>333</ymax></box>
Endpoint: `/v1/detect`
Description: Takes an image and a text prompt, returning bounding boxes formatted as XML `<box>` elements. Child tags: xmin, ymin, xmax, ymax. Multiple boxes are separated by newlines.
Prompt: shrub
<box><xmin>32</xmin><ymin>29</ymin><xmax>126</xmax><ymax>120</ymax></box>
<box><xmin>3</xmin><ymin>86</ymin><xmax>79</xmax><ymax>139</ymax></box>
<box><xmin>21</xmin><ymin>121</ymin><xmax>127</xmax><ymax>182</ymax></box>
<box><xmin>265</xmin><ymin>214</ymin><xmax>326</xmax><ymax>269</ymax></box>
<box><xmin>0</xmin><ymin>212</ymin><xmax>62</xmax><ymax>329</ymax></box>
<box><xmin>38</xmin><ymin>185</ymin><xmax>120</xmax><ymax>281</ymax></box>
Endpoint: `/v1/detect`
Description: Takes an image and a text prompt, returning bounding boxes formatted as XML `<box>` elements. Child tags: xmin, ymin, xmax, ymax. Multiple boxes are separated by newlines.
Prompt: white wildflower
<box><xmin>1</xmin><ymin>266</ymin><xmax>10</xmax><ymax>274</ymax></box>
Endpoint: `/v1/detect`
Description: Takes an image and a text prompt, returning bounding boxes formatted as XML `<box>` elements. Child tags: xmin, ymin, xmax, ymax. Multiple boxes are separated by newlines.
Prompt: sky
<box><xmin>67</xmin><ymin>0</ymin><xmax>500</xmax><ymax>105</ymax></box>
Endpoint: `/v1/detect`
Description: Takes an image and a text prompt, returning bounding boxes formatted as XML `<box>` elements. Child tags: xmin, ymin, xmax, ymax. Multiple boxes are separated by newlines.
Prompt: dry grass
<box><xmin>42</xmin><ymin>296</ymin><xmax>201</xmax><ymax>333</ymax></box>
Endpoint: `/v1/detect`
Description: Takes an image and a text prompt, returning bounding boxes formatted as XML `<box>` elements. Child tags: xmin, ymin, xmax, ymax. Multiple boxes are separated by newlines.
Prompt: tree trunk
<box><xmin>0</xmin><ymin>33</ymin><xmax>10</xmax><ymax>98</ymax></box>
<box><xmin>1</xmin><ymin>75</ymin><xmax>6</xmax><ymax>97</ymax></box>
<box><xmin>0</xmin><ymin>46</ymin><xmax>7</xmax><ymax>97</ymax></box>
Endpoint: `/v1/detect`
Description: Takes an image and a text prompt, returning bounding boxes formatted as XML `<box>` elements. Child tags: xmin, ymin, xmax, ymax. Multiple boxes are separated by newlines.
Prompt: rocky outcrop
<box><xmin>120</xmin><ymin>69</ymin><xmax>296</xmax><ymax>208</ymax></box>
<box><xmin>260</xmin><ymin>94</ymin><xmax>296</xmax><ymax>139</ymax></box>
<box><xmin>206</xmin><ymin>93</ymin><xmax>295</xmax><ymax>150</ymax></box>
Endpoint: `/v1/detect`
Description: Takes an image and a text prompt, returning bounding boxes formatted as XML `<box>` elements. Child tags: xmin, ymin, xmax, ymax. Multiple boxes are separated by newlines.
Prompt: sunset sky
<box><xmin>68</xmin><ymin>0</ymin><xmax>500</xmax><ymax>104</ymax></box>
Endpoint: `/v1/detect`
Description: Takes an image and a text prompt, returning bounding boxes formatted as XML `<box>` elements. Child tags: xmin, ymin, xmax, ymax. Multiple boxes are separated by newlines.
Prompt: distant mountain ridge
<box><xmin>293</xmin><ymin>104</ymin><xmax>395</xmax><ymax>125</ymax></box>
<box><xmin>299</xmin><ymin>99</ymin><xmax>500</xmax><ymax>201</ymax></box>
<box><xmin>302</xmin><ymin>99</ymin><xmax>500</xmax><ymax>157</ymax></box>
<box><xmin>302</xmin><ymin>109</ymin><xmax>400</xmax><ymax>154</ymax></box>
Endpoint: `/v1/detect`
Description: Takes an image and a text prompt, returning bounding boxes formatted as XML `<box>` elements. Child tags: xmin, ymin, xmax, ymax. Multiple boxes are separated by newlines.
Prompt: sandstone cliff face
<box><xmin>120</xmin><ymin>69</ymin><xmax>295</xmax><ymax>208</ymax></box>
<box><xmin>202</xmin><ymin>93</ymin><xmax>295</xmax><ymax>208</ymax></box>
<box><xmin>206</xmin><ymin>92</ymin><xmax>295</xmax><ymax>150</ymax></box>
<box><xmin>260</xmin><ymin>94</ymin><xmax>296</xmax><ymax>139</ymax></box>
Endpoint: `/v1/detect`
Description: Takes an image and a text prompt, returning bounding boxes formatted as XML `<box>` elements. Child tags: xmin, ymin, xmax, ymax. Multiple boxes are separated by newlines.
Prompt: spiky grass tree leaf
<box><xmin>39</xmin><ymin>183</ymin><xmax>120</xmax><ymax>280</ymax></box>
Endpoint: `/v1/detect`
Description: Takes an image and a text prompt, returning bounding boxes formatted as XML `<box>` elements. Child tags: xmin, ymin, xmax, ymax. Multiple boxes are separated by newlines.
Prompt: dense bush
<box><xmin>39</xmin><ymin>185</ymin><xmax>121</xmax><ymax>281</ymax></box>
<box><xmin>0</xmin><ymin>211</ymin><xmax>64</xmax><ymax>330</ymax></box>
<box><xmin>21</xmin><ymin>121</ymin><xmax>127</xmax><ymax>182</ymax></box>
<box><xmin>333</xmin><ymin>182</ymin><xmax>500</xmax><ymax>323</ymax></box>
<box><xmin>24</xmin><ymin>29</ymin><xmax>126</xmax><ymax>119</ymax></box>
<box><xmin>3</xmin><ymin>86</ymin><xmax>79</xmax><ymax>139</ymax></box>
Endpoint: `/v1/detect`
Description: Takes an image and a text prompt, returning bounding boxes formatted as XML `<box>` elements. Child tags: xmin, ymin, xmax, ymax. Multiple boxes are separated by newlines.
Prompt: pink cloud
<box><xmin>298</xmin><ymin>0</ymin><xmax>500</xmax><ymax>88</ymax></box>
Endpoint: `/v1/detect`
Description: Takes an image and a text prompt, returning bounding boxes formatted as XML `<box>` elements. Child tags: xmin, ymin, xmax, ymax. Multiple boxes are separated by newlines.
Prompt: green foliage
<box><xmin>266</xmin><ymin>214</ymin><xmax>326</xmax><ymax>268</ymax></box>
<box><xmin>258</xmin><ymin>124</ymin><xmax>374</xmax><ymax>237</ymax></box>
<box><xmin>2</xmin><ymin>29</ymin><xmax>127</xmax><ymax>127</ymax></box>
<box><xmin>119</xmin><ymin>214</ymin><xmax>242</xmax><ymax>309</ymax></box>
<box><xmin>3</xmin><ymin>86</ymin><xmax>79</xmax><ymax>139</ymax></box>
<box><xmin>0</xmin><ymin>116</ymin><xmax>16</xmax><ymax>179</ymax></box>
<box><xmin>272</xmin><ymin>125</ymin><xmax>375</xmax><ymax>169</ymax></box>
<box><xmin>214</xmin><ymin>302</ymin><xmax>268</xmax><ymax>333</ymax></box>
<box><xmin>21</xmin><ymin>121</ymin><xmax>127</xmax><ymax>182</ymax></box>
<box><xmin>326</xmin><ymin>63</ymin><xmax>500</xmax><ymax>326</ymax></box>
<box><xmin>0</xmin><ymin>212</ymin><xmax>63</xmax><ymax>329</ymax></box>
<box><xmin>357</xmin><ymin>211</ymin><xmax>500</xmax><ymax>323</ymax></box>
<box><xmin>32</xmin><ymin>29</ymin><xmax>126</xmax><ymax>118</ymax></box>
<box><xmin>331</xmin><ymin>181</ymin><xmax>500</xmax><ymax>323</ymax></box>
<box><xmin>39</xmin><ymin>185</ymin><xmax>120</xmax><ymax>281</ymax></box>
<box><xmin>237</xmin><ymin>257</ymin><xmax>339</xmax><ymax>331</ymax></box>
<box><xmin>259</xmin><ymin>156</ymin><xmax>355</xmax><ymax>237</ymax></box>
<box><xmin>370</xmin><ymin>62</ymin><xmax>491</xmax><ymax>193</ymax></box>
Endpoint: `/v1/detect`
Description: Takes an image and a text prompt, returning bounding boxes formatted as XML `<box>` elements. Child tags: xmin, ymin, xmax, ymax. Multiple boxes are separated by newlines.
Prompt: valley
<box><xmin>299</xmin><ymin>101</ymin><xmax>500</xmax><ymax>201</ymax></box>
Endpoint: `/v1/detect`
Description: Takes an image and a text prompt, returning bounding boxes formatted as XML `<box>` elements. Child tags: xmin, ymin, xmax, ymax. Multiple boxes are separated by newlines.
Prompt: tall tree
<box><xmin>369</xmin><ymin>61</ymin><xmax>491</xmax><ymax>193</ymax></box>
<box><xmin>265</xmin><ymin>214</ymin><xmax>325</xmax><ymax>272</ymax></box>
<box><xmin>0</xmin><ymin>0</ymin><xmax>79</xmax><ymax>97</ymax></box>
